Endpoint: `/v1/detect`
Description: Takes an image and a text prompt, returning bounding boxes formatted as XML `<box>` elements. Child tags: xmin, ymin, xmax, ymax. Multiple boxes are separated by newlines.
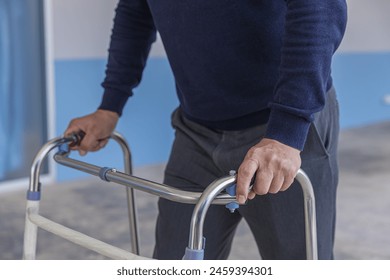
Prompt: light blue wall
<box><xmin>332</xmin><ymin>52</ymin><xmax>390</xmax><ymax>128</ymax></box>
<box><xmin>54</xmin><ymin>52</ymin><xmax>390</xmax><ymax>181</ymax></box>
<box><xmin>55</xmin><ymin>58</ymin><xmax>178</xmax><ymax>180</ymax></box>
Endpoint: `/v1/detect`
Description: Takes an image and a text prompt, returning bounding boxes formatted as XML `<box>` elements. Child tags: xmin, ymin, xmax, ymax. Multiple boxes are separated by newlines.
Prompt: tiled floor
<box><xmin>1</xmin><ymin>122</ymin><xmax>389</xmax><ymax>260</ymax></box>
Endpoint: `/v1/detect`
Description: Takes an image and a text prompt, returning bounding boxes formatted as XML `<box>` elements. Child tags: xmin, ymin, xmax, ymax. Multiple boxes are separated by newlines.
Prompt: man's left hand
<box><xmin>236</xmin><ymin>138</ymin><xmax>301</xmax><ymax>204</ymax></box>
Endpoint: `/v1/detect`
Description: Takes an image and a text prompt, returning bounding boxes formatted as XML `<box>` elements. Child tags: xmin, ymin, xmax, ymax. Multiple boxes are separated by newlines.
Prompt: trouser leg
<box><xmin>239</xmin><ymin>87</ymin><xmax>339</xmax><ymax>259</ymax></box>
<box><xmin>153</xmin><ymin>87</ymin><xmax>339</xmax><ymax>260</ymax></box>
<box><xmin>153</xmin><ymin>179</ymin><xmax>242</xmax><ymax>260</ymax></box>
<box><xmin>152</xmin><ymin>110</ymin><xmax>242</xmax><ymax>260</ymax></box>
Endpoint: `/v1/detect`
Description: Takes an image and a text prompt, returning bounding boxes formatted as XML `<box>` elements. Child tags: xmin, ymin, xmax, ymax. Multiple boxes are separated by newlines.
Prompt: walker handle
<box><xmin>68</xmin><ymin>131</ymin><xmax>86</xmax><ymax>147</ymax></box>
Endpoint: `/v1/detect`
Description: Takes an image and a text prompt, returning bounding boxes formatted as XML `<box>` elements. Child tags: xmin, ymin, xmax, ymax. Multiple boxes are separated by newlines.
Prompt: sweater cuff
<box><xmin>98</xmin><ymin>90</ymin><xmax>130</xmax><ymax>117</ymax></box>
<box><xmin>265</xmin><ymin>109</ymin><xmax>311</xmax><ymax>151</ymax></box>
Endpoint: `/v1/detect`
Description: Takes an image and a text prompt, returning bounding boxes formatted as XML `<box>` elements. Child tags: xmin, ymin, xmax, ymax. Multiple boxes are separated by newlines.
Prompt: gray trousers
<box><xmin>153</xmin><ymin>88</ymin><xmax>339</xmax><ymax>260</ymax></box>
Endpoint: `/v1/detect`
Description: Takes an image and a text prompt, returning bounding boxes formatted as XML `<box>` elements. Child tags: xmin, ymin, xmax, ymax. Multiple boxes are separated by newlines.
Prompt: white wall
<box><xmin>52</xmin><ymin>0</ymin><xmax>390</xmax><ymax>58</ymax></box>
<box><xmin>52</xmin><ymin>0</ymin><xmax>165</xmax><ymax>60</ymax></box>
<box><xmin>338</xmin><ymin>0</ymin><xmax>390</xmax><ymax>52</ymax></box>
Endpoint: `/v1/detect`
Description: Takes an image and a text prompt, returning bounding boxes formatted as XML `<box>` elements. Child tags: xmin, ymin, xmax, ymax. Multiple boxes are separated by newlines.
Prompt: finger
<box><xmin>247</xmin><ymin>190</ymin><xmax>256</xmax><ymax>200</ymax></box>
<box><xmin>88</xmin><ymin>141</ymin><xmax>104</xmax><ymax>152</ymax></box>
<box><xmin>71</xmin><ymin>130</ymin><xmax>86</xmax><ymax>145</ymax></box>
<box><xmin>64</xmin><ymin>119</ymin><xmax>83</xmax><ymax>138</ymax></box>
<box><xmin>64</xmin><ymin>125</ymin><xmax>76</xmax><ymax>137</ymax></box>
<box><xmin>78</xmin><ymin>133</ymin><xmax>100</xmax><ymax>151</ymax></box>
<box><xmin>268</xmin><ymin>174</ymin><xmax>284</xmax><ymax>194</ymax></box>
<box><xmin>252</xmin><ymin>170</ymin><xmax>273</xmax><ymax>195</ymax></box>
<box><xmin>68</xmin><ymin>131</ymin><xmax>85</xmax><ymax>151</ymax></box>
<box><xmin>64</xmin><ymin>124</ymin><xmax>85</xmax><ymax>150</ymax></box>
<box><xmin>280</xmin><ymin>175</ymin><xmax>295</xmax><ymax>192</ymax></box>
<box><xmin>83</xmin><ymin>136</ymin><xmax>111</xmax><ymax>152</ymax></box>
<box><xmin>236</xmin><ymin>158</ymin><xmax>259</xmax><ymax>204</ymax></box>
<box><xmin>98</xmin><ymin>138</ymin><xmax>109</xmax><ymax>149</ymax></box>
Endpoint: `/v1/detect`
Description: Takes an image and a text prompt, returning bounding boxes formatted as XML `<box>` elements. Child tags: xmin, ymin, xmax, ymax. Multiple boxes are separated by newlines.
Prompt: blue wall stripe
<box><xmin>55</xmin><ymin>58</ymin><xmax>178</xmax><ymax>181</ymax></box>
<box><xmin>55</xmin><ymin>53</ymin><xmax>390</xmax><ymax>181</ymax></box>
<box><xmin>332</xmin><ymin>52</ymin><xmax>390</xmax><ymax>128</ymax></box>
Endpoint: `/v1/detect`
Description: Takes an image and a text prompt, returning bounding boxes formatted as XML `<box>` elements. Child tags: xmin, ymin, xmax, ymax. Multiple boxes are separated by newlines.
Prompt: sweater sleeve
<box><xmin>265</xmin><ymin>0</ymin><xmax>347</xmax><ymax>150</ymax></box>
<box><xmin>98</xmin><ymin>0</ymin><xmax>157</xmax><ymax>116</ymax></box>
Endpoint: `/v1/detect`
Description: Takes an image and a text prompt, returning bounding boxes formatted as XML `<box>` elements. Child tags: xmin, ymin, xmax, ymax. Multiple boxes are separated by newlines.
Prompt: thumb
<box><xmin>236</xmin><ymin>159</ymin><xmax>258</xmax><ymax>204</ymax></box>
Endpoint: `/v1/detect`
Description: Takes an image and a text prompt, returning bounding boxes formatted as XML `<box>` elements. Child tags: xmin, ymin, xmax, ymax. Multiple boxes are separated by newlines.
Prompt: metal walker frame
<box><xmin>23</xmin><ymin>132</ymin><xmax>318</xmax><ymax>260</ymax></box>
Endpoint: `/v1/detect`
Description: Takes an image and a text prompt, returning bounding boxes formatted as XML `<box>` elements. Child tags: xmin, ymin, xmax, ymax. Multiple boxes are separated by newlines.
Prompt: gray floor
<box><xmin>1</xmin><ymin>121</ymin><xmax>389</xmax><ymax>260</ymax></box>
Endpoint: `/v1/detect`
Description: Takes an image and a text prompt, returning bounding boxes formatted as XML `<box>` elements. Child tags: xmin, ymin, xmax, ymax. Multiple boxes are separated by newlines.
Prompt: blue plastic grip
<box><xmin>27</xmin><ymin>190</ymin><xmax>41</xmax><ymax>201</ymax></box>
<box><xmin>182</xmin><ymin>247</ymin><xmax>205</xmax><ymax>260</ymax></box>
<box><xmin>182</xmin><ymin>237</ymin><xmax>206</xmax><ymax>260</ymax></box>
<box><xmin>225</xmin><ymin>184</ymin><xmax>239</xmax><ymax>213</ymax></box>
<box><xmin>58</xmin><ymin>143</ymin><xmax>69</xmax><ymax>154</ymax></box>
<box><xmin>99</xmin><ymin>167</ymin><xmax>115</xmax><ymax>182</ymax></box>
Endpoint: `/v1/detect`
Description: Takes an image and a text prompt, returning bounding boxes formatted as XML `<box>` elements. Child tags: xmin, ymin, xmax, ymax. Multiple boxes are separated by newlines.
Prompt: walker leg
<box><xmin>23</xmin><ymin>198</ymin><xmax>40</xmax><ymax>260</ymax></box>
<box><xmin>112</xmin><ymin>131</ymin><xmax>140</xmax><ymax>255</ymax></box>
<box><xmin>125</xmin><ymin>188</ymin><xmax>139</xmax><ymax>254</ymax></box>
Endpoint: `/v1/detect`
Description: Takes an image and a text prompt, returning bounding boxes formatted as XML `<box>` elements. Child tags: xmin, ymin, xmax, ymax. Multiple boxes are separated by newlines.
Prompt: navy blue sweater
<box><xmin>99</xmin><ymin>0</ymin><xmax>347</xmax><ymax>150</ymax></box>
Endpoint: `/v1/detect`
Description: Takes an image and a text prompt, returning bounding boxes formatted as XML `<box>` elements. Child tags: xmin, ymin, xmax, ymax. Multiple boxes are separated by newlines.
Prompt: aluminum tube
<box><xmin>29</xmin><ymin>136</ymin><xmax>75</xmax><ymax>192</ymax></box>
<box><xmin>111</xmin><ymin>132</ymin><xmax>140</xmax><ymax>255</ymax></box>
<box><xmin>27</xmin><ymin>210</ymin><xmax>151</xmax><ymax>260</ymax></box>
<box><xmin>53</xmin><ymin>154</ymin><xmax>236</xmax><ymax>205</ymax></box>
<box><xmin>23</xmin><ymin>200</ymin><xmax>40</xmax><ymax>260</ymax></box>
<box><xmin>188</xmin><ymin>169</ymin><xmax>318</xmax><ymax>260</ymax></box>
<box><xmin>27</xmin><ymin>132</ymin><xmax>143</xmax><ymax>259</ymax></box>
<box><xmin>187</xmin><ymin>175</ymin><xmax>236</xmax><ymax>250</ymax></box>
<box><xmin>54</xmin><ymin>153</ymin><xmax>101</xmax><ymax>175</ymax></box>
<box><xmin>108</xmin><ymin>171</ymin><xmax>231</xmax><ymax>204</ymax></box>
<box><xmin>295</xmin><ymin>169</ymin><xmax>318</xmax><ymax>260</ymax></box>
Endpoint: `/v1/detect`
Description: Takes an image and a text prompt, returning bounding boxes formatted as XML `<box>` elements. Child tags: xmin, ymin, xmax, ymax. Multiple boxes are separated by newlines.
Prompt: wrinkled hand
<box><xmin>236</xmin><ymin>138</ymin><xmax>301</xmax><ymax>204</ymax></box>
<box><xmin>64</xmin><ymin>109</ymin><xmax>119</xmax><ymax>156</ymax></box>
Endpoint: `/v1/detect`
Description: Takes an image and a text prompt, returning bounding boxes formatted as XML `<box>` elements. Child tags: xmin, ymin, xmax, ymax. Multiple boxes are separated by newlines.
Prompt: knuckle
<box><xmin>285</xmin><ymin>177</ymin><xmax>295</xmax><ymax>187</ymax></box>
<box><xmin>268</xmin><ymin>152</ymin><xmax>278</xmax><ymax>162</ymax></box>
<box><xmin>255</xmin><ymin>189</ymin><xmax>268</xmax><ymax>196</ymax></box>
<box><xmin>238</xmin><ymin>165</ymin><xmax>251</xmax><ymax>177</ymax></box>
<box><xmin>268</xmin><ymin>189</ymin><xmax>277</xmax><ymax>194</ymax></box>
<box><xmin>253</xmin><ymin>184</ymin><xmax>268</xmax><ymax>195</ymax></box>
<box><xmin>247</xmin><ymin>146</ymin><xmax>261</xmax><ymax>158</ymax></box>
<box><xmin>238</xmin><ymin>161</ymin><xmax>256</xmax><ymax>176</ymax></box>
<box><xmin>68</xmin><ymin>119</ymin><xmax>77</xmax><ymax>126</ymax></box>
<box><xmin>271</xmin><ymin>182</ymin><xmax>278</xmax><ymax>192</ymax></box>
<box><xmin>69</xmin><ymin>118</ymin><xmax>81</xmax><ymax>127</ymax></box>
<box><xmin>287</xmin><ymin>169</ymin><xmax>297</xmax><ymax>179</ymax></box>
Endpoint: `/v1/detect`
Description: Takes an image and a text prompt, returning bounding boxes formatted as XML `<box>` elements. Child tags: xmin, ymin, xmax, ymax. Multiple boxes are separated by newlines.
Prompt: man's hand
<box><xmin>64</xmin><ymin>109</ymin><xmax>119</xmax><ymax>156</ymax></box>
<box><xmin>236</xmin><ymin>138</ymin><xmax>301</xmax><ymax>204</ymax></box>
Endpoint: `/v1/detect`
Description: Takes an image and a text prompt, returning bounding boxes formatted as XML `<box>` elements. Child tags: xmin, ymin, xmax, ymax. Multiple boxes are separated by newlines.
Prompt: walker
<box><xmin>22</xmin><ymin>132</ymin><xmax>318</xmax><ymax>260</ymax></box>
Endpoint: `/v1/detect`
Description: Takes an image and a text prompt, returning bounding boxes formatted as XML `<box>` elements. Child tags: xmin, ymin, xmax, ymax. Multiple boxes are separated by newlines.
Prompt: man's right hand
<box><xmin>64</xmin><ymin>109</ymin><xmax>119</xmax><ymax>156</ymax></box>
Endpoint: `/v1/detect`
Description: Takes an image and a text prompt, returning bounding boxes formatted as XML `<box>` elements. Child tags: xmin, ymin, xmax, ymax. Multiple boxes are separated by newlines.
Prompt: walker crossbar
<box><xmin>23</xmin><ymin>132</ymin><xmax>318</xmax><ymax>260</ymax></box>
<box><xmin>53</xmin><ymin>153</ymin><xmax>236</xmax><ymax>205</ymax></box>
<box><xmin>27</xmin><ymin>208</ymin><xmax>149</xmax><ymax>260</ymax></box>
